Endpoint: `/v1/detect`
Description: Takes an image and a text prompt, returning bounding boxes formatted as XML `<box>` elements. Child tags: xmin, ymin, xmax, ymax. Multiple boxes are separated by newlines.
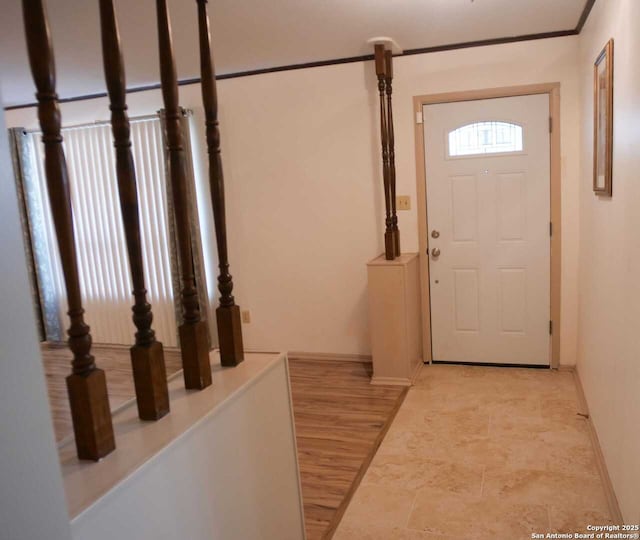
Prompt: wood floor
<box><xmin>288</xmin><ymin>358</ymin><xmax>407</xmax><ymax>540</ymax></box>
<box><xmin>41</xmin><ymin>342</ymin><xmax>182</xmax><ymax>442</ymax></box>
<box><xmin>41</xmin><ymin>346</ymin><xmax>407</xmax><ymax>539</ymax></box>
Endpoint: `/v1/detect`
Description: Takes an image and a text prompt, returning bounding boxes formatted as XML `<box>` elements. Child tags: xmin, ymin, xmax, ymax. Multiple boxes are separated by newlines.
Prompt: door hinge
<box><xmin>550</xmin><ymin>221</ymin><xmax>553</xmax><ymax>237</ymax></box>
<box><xmin>549</xmin><ymin>320</ymin><xmax>553</xmax><ymax>335</ymax></box>
<box><xmin>549</xmin><ymin>117</ymin><xmax>553</xmax><ymax>133</ymax></box>
<box><xmin>416</xmin><ymin>111</ymin><xmax>423</xmax><ymax>124</ymax></box>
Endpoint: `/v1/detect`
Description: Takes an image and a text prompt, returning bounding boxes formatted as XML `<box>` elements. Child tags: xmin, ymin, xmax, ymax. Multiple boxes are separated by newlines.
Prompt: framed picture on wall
<box><xmin>593</xmin><ymin>39</ymin><xmax>614</xmax><ymax>196</ymax></box>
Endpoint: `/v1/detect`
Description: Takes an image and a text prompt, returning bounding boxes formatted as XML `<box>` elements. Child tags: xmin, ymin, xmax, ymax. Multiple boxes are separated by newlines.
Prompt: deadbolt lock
<box><xmin>431</xmin><ymin>230</ymin><xmax>440</xmax><ymax>239</ymax></box>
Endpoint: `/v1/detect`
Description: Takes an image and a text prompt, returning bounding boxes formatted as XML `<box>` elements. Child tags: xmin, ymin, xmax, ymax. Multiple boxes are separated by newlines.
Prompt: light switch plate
<box><xmin>397</xmin><ymin>195</ymin><xmax>411</xmax><ymax>211</ymax></box>
<box><xmin>241</xmin><ymin>310</ymin><xmax>251</xmax><ymax>323</ymax></box>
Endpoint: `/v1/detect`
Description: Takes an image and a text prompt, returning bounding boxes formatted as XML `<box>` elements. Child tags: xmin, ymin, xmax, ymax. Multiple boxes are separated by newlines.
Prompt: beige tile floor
<box><xmin>334</xmin><ymin>364</ymin><xmax>613</xmax><ymax>540</ymax></box>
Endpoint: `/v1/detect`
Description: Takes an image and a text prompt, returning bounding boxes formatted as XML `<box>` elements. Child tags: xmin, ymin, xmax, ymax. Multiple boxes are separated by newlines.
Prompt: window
<box><xmin>448</xmin><ymin>121</ymin><xmax>523</xmax><ymax>157</ymax></box>
<box><xmin>25</xmin><ymin>116</ymin><xmax>179</xmax><ymax>346</ymax></box>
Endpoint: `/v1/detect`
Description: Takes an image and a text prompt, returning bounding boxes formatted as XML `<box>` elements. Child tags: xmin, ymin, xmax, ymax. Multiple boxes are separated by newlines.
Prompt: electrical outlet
<box><xmin>241</xmin><ymin>310</ymin><xmax>251</xmax><ymax>324</ymax></box>
<box><xmin>397</xmin><ymin>195</ymin><xmax>411</xmax><ymax>211</ymax></box>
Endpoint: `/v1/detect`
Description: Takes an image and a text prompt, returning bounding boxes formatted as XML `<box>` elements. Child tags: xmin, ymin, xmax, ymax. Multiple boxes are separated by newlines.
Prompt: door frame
<box><xmin>413</xmin><ymin>83</ymin><xmax>561</xmax><ymax>368</ymax></box>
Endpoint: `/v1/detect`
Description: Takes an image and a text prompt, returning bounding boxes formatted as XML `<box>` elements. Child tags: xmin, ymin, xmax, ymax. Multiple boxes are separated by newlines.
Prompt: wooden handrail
<box><xmin>99</xmin><ymin>0</ymin><xmax>170</xmax><ymax>419</ymax></box>
<box><xmin>22</xmin><ymin>0</ymin><xmax>115</xmax><ymax>460</ymax></box>
<box><xmin>196</xmin><ymin>0</ymin><xmax>244</xmax><ymax>366</ymax></box>
<box><xmin>156</xmin><ymin>0</ymin><xmax>211</xmax><ymax>389</ymax></box>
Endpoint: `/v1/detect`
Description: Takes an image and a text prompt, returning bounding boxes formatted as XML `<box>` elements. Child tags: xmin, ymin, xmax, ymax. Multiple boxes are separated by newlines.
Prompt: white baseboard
<box><xmin>287</xmin><ymin>351</ymin><xmax>372</xmax><ymax>363</ymax></box>
<box><xmin>570</xmin><ymin>366</ymin><xmax>624</xmax><ymax>525</ymax></box>
<box><xmin>370</xmin><ymin>376</ymin><xmax>412</xmax><ymax>387</ymax></box>
<box><xmin>557</xmin><ymin>363</ymin><xmax>576</xmax><ymax>372</ymax></box>
<box><xmin>371</xmin><ymin>360</ymin><xmax>423</xmax><ymax>387</ymax></box>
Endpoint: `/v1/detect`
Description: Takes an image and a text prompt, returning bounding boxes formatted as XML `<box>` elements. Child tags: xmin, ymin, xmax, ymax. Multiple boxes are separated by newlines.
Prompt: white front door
<box><xmin>424</xmin><ymin>94</ymin><xmax>550</xmax><ymax>365</ymax></box>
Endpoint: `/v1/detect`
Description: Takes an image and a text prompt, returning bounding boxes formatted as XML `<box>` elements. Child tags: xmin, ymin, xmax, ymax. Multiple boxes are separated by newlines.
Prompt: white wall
<box><xmin>6</xmin><ymin>36</ymin><xmax>581</xmax><ymax>361</ymax></box>
<box><xmin>576</xmin><ymin>0</ymin><xmax>640</xmax><ymax>523</ymax></box>
<box><xmin>70</xmin><ymin>356</ymin><xmax>305</xmax><ymax>540</ymax></box>
<box><xmin>0</xmin><ymin>105</ymin><xmax>72</xmax><ymax>539</ymax></box>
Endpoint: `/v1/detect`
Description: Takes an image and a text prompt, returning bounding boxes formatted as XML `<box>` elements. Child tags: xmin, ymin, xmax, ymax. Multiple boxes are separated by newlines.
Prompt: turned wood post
<box><xmin>374</xmin><ymin>44</ymin><xmax>394</xmax><ymax>260</ymax></box>
<box><xmin>196</xmin><ymin>0</ymin><xmax>244</xmax><ymax>367</ymax></box>
<box><xmin>385</xmin><ymin>50</ymin><xmax>401</xmax><ymax>257</ymax></box>
<box><xmin>99</xmin><ymin>0</ymin><xmax>170</xmax><ymax>419</ymax></box>
<box><xmin>22</xmin><ymin>0</ymin><xmax>115</xmax><ymax>460</ymax></box>
<box><xmin>156</xmin><ymin>0</ymin><xmax>211</xmax><ymax>389</ymax></box>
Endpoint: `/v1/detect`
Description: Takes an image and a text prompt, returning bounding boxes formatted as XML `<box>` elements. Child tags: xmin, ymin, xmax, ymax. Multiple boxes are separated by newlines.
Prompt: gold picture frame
<box><xmin>593</xmin><ymin>39</ymin><xmax>614</xmax><ymax>196</ymax></box>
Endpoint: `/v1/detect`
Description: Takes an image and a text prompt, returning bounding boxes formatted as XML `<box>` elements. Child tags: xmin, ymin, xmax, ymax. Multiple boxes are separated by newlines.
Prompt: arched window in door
<box><xmin>448</xmin><ymin>121</ymin><xmax>523</xmax><ymax>157</ymax></box>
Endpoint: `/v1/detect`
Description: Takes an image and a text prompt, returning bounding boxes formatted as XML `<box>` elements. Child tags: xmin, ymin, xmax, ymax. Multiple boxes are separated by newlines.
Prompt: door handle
<box><xmin>431</xmin><ymin>247</ymin><xmax>441</xmax><ymax>258</ymax></box>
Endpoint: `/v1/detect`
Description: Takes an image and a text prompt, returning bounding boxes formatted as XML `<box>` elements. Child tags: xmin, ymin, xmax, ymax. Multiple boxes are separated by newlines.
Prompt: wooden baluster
<box><xmin>385</xmin><ymin>50</ymin><xmax>401</xmax><ymax>257</ymax></box>
<box><xmin>22</xmin><ymin>0</ymin><xmax>115</xmax><ymax>460</ymax></box>
<box><xmin>156</xmin><ymin>0</ymin><xmax>211</xmax><ymax>389</ymax></box>
<box><xmin>196</xmin><ymin>0</ymin><xmax>244</xmax><ymax>367</ymax></box>
<box><xmin>374</xmin><ymin>44</ymin><xmax>394</xmax><ymax>260</ymax></box>
<box><xmin>99</xmin><ymin>0</ymin><xmax>170</xmax><ymax>419</ymax></box>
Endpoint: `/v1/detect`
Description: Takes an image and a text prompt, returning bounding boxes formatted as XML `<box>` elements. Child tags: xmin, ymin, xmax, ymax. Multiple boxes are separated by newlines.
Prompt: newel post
<box><xmin>196</xmin><ymin>0</ymin><xmax>244</xmax><ymax>366</ymax></box>
<box><xmin>22</xmin><ymin>0</ymin><xmax>115</xmax><ymax>460</ymax></box>
<box><xmin>374</xmin><ymin>44</ymin><xmax>395</xmax><ymax>260</ymax></box>
<box><xmin>156</xmin><ymin>0</ymin><xmax>212</xmax><ymax>388</ymax></box>
<box><xmin>384</xmin><ymin>50</ymin><xmax>401</xmax><ymax>257</ymax></box>
<box><xmin>99</xmin><ymin>0</ymin><xmax>170</xmax><ymax>419</ymax></box>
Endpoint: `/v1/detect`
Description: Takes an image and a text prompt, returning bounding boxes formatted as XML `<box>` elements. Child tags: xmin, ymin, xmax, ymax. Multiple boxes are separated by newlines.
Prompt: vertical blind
<box><xmin>28</xmin><ymin>116</ymin><xmax>178</xmax><ymax>347</ymax></box>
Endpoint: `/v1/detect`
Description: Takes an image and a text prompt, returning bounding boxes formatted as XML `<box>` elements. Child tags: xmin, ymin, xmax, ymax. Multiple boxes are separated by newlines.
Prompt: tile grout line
<box><xmin>403</xmin><ymin>489</ymin><xmax>420</xmax><ymax>532</ymax></box>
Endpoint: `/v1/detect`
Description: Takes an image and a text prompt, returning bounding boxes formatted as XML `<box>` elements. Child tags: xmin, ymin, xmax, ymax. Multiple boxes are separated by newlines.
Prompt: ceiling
<box><xmin>1</xmin><ymin>0</ymin><xmax>590</xmax><ymax>108</ymax></box>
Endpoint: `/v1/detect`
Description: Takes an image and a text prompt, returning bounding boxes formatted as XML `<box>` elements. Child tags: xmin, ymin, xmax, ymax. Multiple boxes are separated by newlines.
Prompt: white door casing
<box><xmin>424</xmin><ymin>94</ymin><xmax>550</xmax><ymax>365</ymax></box>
